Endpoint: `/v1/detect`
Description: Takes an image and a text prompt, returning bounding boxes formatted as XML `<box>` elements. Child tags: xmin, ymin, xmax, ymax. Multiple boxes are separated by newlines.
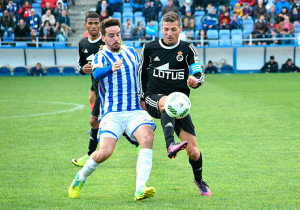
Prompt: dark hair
<box><xmin>100</xmin><ymin>18</ymin><xmax>120</xmax><ymax>36</ymax></box>
<box><xmin>162</xmin><ymin>11</ymin><xmax>181</xmax><ymax>27</ymax></box>
<box><xmin>270</xmin><ymin>56</ymin><xmax>274</xmax><ymax>60</ymax></box>
<box><xmin>208</xmin><ymin>60</ymin><xmax>212</xmax><ymax>64</ymax></box>
<box><xmin>85</xmin><ymin>11</ymin><xmax>101</xmax><ymax>23</ymax></box>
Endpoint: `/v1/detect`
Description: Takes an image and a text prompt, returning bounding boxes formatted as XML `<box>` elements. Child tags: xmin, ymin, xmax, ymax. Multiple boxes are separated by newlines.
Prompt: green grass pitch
<box><xmin>0</xmin><ymin>74</ymin><xmax>299</xmax><ymax>209</ymax></box>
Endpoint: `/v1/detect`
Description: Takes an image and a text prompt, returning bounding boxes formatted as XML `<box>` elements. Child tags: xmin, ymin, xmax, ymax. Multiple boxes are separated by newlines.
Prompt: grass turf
<box><xmin>0</xmin><ymin>74</ymin><xmax>299</xmax><ymax>209</ymax></box>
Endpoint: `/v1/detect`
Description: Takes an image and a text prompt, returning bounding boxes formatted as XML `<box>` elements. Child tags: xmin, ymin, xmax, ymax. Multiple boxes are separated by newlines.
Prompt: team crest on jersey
<box><xmin>176</xmin><ymin>51</ymin><xmax>184</xmax><ymax>62</ymax></box>
<box><xmin>99</xmin><ymin>45</ymin><xmax>103</xmax><ymax>50</ymax></box>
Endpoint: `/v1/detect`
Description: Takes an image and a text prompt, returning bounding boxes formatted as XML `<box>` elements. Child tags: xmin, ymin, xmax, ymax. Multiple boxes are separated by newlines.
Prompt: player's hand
<box><xmin>112</xmin><ymin>58</ymin><xmax>123</xmax><ymax>72</ymax></box>
<box><xmin>83</xmin><ymin>63</ymin><xmax>93</xmax><ymax>74</ymax></box>
<box><xmin>187</xmin><ymin>76</ymin><xmax>199</xmax><ymax>88</ymax></box>
<box><xmin>140</xmin><ymin>100</ymin><xmax>147</xmax><ymax>111</ymax></box>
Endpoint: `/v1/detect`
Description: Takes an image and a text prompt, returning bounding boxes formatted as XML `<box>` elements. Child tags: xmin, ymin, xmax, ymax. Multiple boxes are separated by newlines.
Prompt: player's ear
<box><xmin>101</xmin><ymin>35</ymin><xmax>105</xmax><ymax>42</ymax></box>
<box><xmin>84</xmin><ymin>23</ymin><xmax>87</xmax><ymax>29</ymax></box>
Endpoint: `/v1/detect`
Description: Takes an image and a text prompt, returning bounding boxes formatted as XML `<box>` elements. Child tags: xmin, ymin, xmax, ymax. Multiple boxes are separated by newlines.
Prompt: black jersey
<box><xmin>138</xmin><ymin>39</ymin><xmax>200</xmax><ymax>99</ymax></box>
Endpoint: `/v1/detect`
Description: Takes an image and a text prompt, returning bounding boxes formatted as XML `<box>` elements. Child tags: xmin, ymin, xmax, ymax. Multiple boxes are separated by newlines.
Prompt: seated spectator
<box><xmin>233</xmin><ymin>3</ymin><xmax>243</xmax><ymax>18</ymax></box>
<box><xmin>194</xmin><ymin>0</ymin><xmax>204</xmax><ymax>11</ymax></box>
<box><xmin>57</xmin><ymin>9</ymin><xmax>75</xmax><ymax>38</ymax></box>
<box><xmin>161</xmin><ymin>0</ymin><xmax>179</xmax><ymax>16</ymax></box>
<box><xmin>253</xmin><ymin>14</ymin><xmax>269</xmax><ymax>45</ymax></box>
<box><xmin>133</xmin><ymin>20</ymin><xmax>145</xmax><ymax>40</ymax></box>
<box><xmin>42</xmin><ymin>2</ymin><xmax>54</xmax><ymax>15</ymax></box>
<box><xmin>41</xmin><ymin>0</ymin><xmax>57</xmax><ymax>10</ymax></box>
<box><xmin>14</xmin><ymin>19</ymin><xmax>31</xmax><ymax>41</ymax></box>
<box><xmin>27</xmin><ymin>28</ymin><xmax>39</xmax><ymax>44</ymax></box>
<box><xmin>275</xmin><ymin>0</ymin><xmax>291</xmax><ymax>14</ymax></box>
<box><xmin>27</xmin><ymin>9</ymin><xmax>41</xmax><ymax>33</ymax></box>
<box><xmin>182</xmin><ymin>10</ymin><xmax>195</xmax><ymax>30</ymax></box>
<box><xmin>133</xmin><ymin>0</ymin><xmax>145</xmax><ymax>13</ymax></box>
<box><xmin>254</xmin><ymin>0</ymin><xmax>267</xmax><ymax>20</ymax></box>
<box><xmin>180</xmin><ymin>0</ymin><xmax>194</xmax><ymax>16</ymax></box>
<box><xmin>260</xmin><ymin>55</ymin><xmax>278</xmax><ymax>73</ymax></box>
<box><xmin>42</xmin><ymin>9</ymin><xmax>56</xmax><ymax>26</ymax></box>
<box><xmin>219</xmin><ymin>5</ymin><xmax>228</xmax><ymax>15</ymax></box>
<box><xmin>96</xmin><ymin>0</ymin><xmax>113</xmax><ymax>17</ymax></box>
<box><xmin>31</xmin><ymin>63</ymin><xmax>45</xmax><ymax>76</ymax></box>
<box><xmin>196</xmin><ymin>29</ymin><xmax>208</xmax><ymax>47</ymax></box>
<box><xmin>54</xmin><ymin>21</ymin><xmax>66</xmax><ymax>41</ymax></box>
<box><xmin>100</xmin><ymin>9</ymin><xmax>109</xmax><ymax>21</ymax></box>
<box><xmin>123</xmin><ymin>19</ymin><xmax>134</xmax><ymax>40</ymax></box>
<box><xmin>276</xmin><ymin>15</ymin><xmax>294</xmax><ymax>44</ymax></box>
<box><xmin>54</xmin><ymin>0</ymin><xmax>66</xmax><ymax>18</ymax></box>
<box><xmin>18</xmin><ymin>1</ymin><xmax>31</xmax><ymax>21</ymax></box>
<box><xmin>143</xmin><ymin>0</ymin><xmax>156</xmax><ymax>22</ymax></box>
<box><xmin>109</xmin><ymin>0</ymin><xmax>123</xmax><ymax>14</ymax></box>
<box><xmin>184</xmin><ymin>30</ymin><xmax>194</xmax><ymax>41</ymax></box>
<box><xmin>145</xmin><ymin>19</ymin><xmax>157</xmax><ymax>39</ymax></box>
<box><xmin>266</xmin><ymin>6</ymin><xmax>278</xmax><ymax>29</ymax></box>
<box><xmin>230</xmin><ymin>12</ymin><xmax>243</xmax><ymax>29</ymax></box>
<box><xmin>206</xmin><ymin>3</ymin><xmax>214</xmax><ymax>14</ymax></box>
<box><xmin>290</xmin><ymin>7</ymin><xmax>300</xmax><ymax>23</ymax></box>
<box><xmin>268</xmin><ymin>30</ymin><xmax>279</xmax><ymax>45</ymax></box>
<box><xmin>242</xmin><ymin>3</ymin><xmax>253</xmax><ymax>20</ymax></box>
<box><xmin>281</xmin><ymin>58</ymin><xmax>300</xmax><ymax>73</ymax></box>
<box><xmin>0</xmin><ymin>10</ymin><xmax>15</xmax><ymax>40</ymax></box>
<box><xmin>204</xmin><ymin>0</ymin><xmax>218</xmax><ymax>8</ymax></box>
<box><xmin>39</xmin><ymin>19</ymin><xmax>55</xmax><ymax>41</ymax></box>
<box><xmin>219</xmin><ymin>10</ymin><xmax>231</xmax><ymax>29</ymax></box>
<box><xmin>6</xmin><ymin>0</ymin><xmax>17</xmax><ymax>17</ymax></box>
<box><xmin>201</xmin><ymin>7</ymin><xmax>219</xmax><ymax>31</ymax></box>
<box><xmin>205</xmin><ymin>60</ymin><xmax>218</xmax><ymax>74</ymax></box>
<box><xmin>294</xmin><ymin>0</ymin><xmax>300</xmax><ymax>10</ymax></box>
<box><xmin>238</xmin><ymin>0</ymin><xmax>256</xmax><ymax>7</ymax></box>
<box><xmin>277</xmin><ymin>7</ymin><xmax>291</xmax><ymax>22</ymax></box>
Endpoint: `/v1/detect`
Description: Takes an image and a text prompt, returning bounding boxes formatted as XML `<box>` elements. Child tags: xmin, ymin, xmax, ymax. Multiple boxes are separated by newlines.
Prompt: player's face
<box><xmin>102</xmin><ymin>26</ymin><xmax>121</xmax><ymax>52</ymax></box>
<box><xmin>162</xmin><ymin>21</ymin><xmax>182</xmax><ymax>46</ymax></box>
<box><xmin>85</xmin><ymin>18</ymin><xmax>101</xmax><ymax>37</ymax></box>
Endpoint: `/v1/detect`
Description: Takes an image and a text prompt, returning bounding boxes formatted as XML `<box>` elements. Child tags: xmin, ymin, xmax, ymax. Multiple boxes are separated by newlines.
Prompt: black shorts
<box><xmin>145</xmin><ymin>94</ymin><xmax>196</xmax><ymax>137</ymax></box>
<box><xmin>91</xmin><ymin>95</ymin><xmax>100</xmax><ymax>117</ymax></box>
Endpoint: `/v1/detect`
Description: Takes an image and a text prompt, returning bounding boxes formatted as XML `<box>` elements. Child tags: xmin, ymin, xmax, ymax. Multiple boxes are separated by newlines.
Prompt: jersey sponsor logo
<box><xmin>153</xmin><ymin>63</ymin><xmax>185</xmax><ymax>80</ymax></box>
<box><xmin>176</xmin><ymin>51</ymin><xmax>184</xmax><ymax>62</ymax></box>
<box><xmin>154</xmin><ymin>56</ymin><xmax>160</xmax><ymax>61</ymax></box>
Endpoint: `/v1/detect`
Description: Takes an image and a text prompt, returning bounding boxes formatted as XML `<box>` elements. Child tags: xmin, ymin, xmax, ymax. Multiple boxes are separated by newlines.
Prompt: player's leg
<box><xmin>89</xmin><ymin>86</ymin><xmax>96</xmax><ymax>111</ymax></box>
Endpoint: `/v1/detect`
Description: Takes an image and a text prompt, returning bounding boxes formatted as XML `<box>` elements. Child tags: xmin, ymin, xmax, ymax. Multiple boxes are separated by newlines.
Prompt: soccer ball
<box><xmin>164</xmin><ymin>92</ymin><xmax>191</xmax><ymax>119</ymax></box>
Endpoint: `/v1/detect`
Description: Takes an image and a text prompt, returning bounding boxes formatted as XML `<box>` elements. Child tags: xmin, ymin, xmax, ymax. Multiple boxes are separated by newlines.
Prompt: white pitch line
<box><xmin>0</xmin><ymin>100</ymin><xmax>85</xmax><ymax>119</ymax></box>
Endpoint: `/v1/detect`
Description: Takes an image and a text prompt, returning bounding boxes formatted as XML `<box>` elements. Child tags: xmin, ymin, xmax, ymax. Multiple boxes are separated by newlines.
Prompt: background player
<box><xmin>138</xmin><ymin>11</ymin><xmax>211</xmax><ymax>196</ymax></box>
<box><xmin>69</xmin><ymin>18</ymin><xmax>156</xmax><ymax>201</ymax></box>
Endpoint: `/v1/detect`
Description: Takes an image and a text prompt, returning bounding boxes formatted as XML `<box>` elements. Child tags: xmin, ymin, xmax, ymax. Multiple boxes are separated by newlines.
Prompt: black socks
<box><xmin>161</xmin><ymin>110</ymin><xmax>175</xmax><ymax>149</ymax></box>
<box><xmin>189</xmin><ymin>153</ymin><xmax>203</xmax><ymax>182</ymax></box>
<box><xmin>88</xmin><ymin>128</ymin><xmax>98</xmax><ymax>156</ymax></box>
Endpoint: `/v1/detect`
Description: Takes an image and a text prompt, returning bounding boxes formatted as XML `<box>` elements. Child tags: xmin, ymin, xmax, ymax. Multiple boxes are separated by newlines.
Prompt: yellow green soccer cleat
<box><xmin>72</xmin><ymin>154</ymin><xmax>89</xmax><ymax>167</ymax></box>
<box><xmin>68</xmin><ymin>174</ymin><xmax>85</xmax><ymax>199</ymax></box>
<box><xmin>134</xmin><ymin>186</ymin><xmax>156</xmax><ymax>201</ymax></box>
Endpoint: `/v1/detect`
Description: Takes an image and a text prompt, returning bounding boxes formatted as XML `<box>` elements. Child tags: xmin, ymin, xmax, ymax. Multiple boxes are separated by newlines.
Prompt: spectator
<box><xmin>234</xmin><ymin>3</ymin><xmax>243</xmax><ymax>18</ymax></box>
<box><xmin>100</xmin><ymin>9</ymin><xmax>109</xmax><ymax>21</ymax></box>
<box><xmin>182</xmin><ymin>10</ymin><xmax>195</xmax><ymax>29</ymax></box>
<box><xmin>268</xmin><ymin>30</ymin><xmax>279</xmax><ymax>44</ymax></box>
<box><xmin>277</xmin><ymin>7</ymin><xmax>291</xmax><ymax>22</ymax></box>
<box><xmin>219</xmin><ymin>4</ymin><xmax>228</xmax><ymax>15</ymax></box>
<box><xmin>230</xmin><ymin>12</ymin><xmax>243</xmax><ymax>29</ymax></box>
<box><xmin>54</xmin><ymin>21</ymin><xmax>66</xmax><ymax>41</ymax></box>
<box><xmin>253</xmin><ymin>0</ymin><xmax>267</xmax><ymax>20</ymax></box>
<box><xmin>153</xmin><ymin>0</ymin><xmax>162</xmax><ymax>17</ymax></box>
<box><xmin>27</xmin><ymin>9</ymin><xmax>41</xmax><ymax>32</ymax></box>
<box><xmin>202</xmin><ymin>7</ymin><xmax>219</xmax><ymax>31</ymax></box>
<box><xmin>0</xmin><ymin>9</ymin><xmax>15</xmax><ymax>39</ymax></box>
<box><xmin>109</xmin><ymin>0</ymin><xmax>123</xmax><ymax>14</ymax></box>
<box><xmin>275</xmin><ymin>0</ymin><xmax>291</xmax><ymax>14</ymax></box>
<box><xmin>14</xmin><ymin>19</ymin><xmax>31</xmax><ymax>41</ymax></box>
<box><xmin>205</xmin><ymin>3</ymin><xmax>214</xmax><ymax>14</ymax></box>
<box><xmin>41</xmin><ymin>0</ymin><xmax>57</xmax><ymax>10</ymax></box>
<box><xmin>253</xmin><ymin>14</ymin><xmax>269</xmax><ymax>45</ymax></box>
<box><xmin>42</xmin><ymin>2</ymin><xmax>54</xmax><ymax>15</ymax></box>
<box><xmin>6</xmin><ymin>0</ymin><xmax>17</xmax><ymax>17</ymax></box>
<box><xmin>18</xmin><ymin>0</ymin><xmax>31</xmax><ymax>21</ymax></box>
<box><xmin>219</xmin><ymin>10</ymin><xmax>231</xmax><ymax>29</ymax></box>
<box><xmin>194</xmin><ymin>0</ymin><xmax>204</xmax><ymax>11</ymax></box>
<box><xmin>57</xmin><ymin>9</ymin><xmax>75</xmax><ymax>38</ymax></box>
<box><xmin>42</xmin><ymin>9</ymin><xmax>55</xmax><ymax>26</ymax></box>
<box><xmin>39</xmin><ymin>19</ymin><xmax>55</xmax><ymax>41</ymax></box>
<box><xmin>266</xmin><ymin>6</ymin><xmax>279</xmax><ymax>29</ymax></box>
<box><xmin>204</xmin><ymin>0</ymin><xmax>218</xmax><ymax>8</ymax></box>
<box><xmin>180</xmin><ymin>0</ymin><xmax>195</xmax><ymax>16</ymax></box>
<box><xmin>123</xmin><ymin>18</ymin><xmax>134</xmax><ymax>40</ymax></box>
<box><xmin>290</xmin><ymin>7</ymin><xmax>300</xmax><ymax>23</ymax></box>
<box><xmin>145</xmin><ymin>19</ymin><xmax>157</xmax><ymax>39</ymax></box>
<box><xmin>96</xmin><ymin>0</ymin><xmax>113</xmax><ymax>17</ymax></box>
<box><xmin>161</xmin><ymin>0</ymin><xmax>179</xmax><ymax>16</ymax></box>
<box><xmin>133</xmin><ymin>20</ymin><xmax>145</xmax><ymax>40</ymax></box>
<box><xmin>31</xmin><ymin>63</ymin><xmax>45</xmax><ymax>76</ymax></box>
<box><xmin>133</xmin><ymin>0</ymin><xmax>145</xmax><ymax>13</ymax></box>
<box><xmin>281</xmin><ymin>58</ymin><xmax>300</xmax><ymax>73</ymax></box>
<box><xmin>54</xmin><ymin>0</ymin><xmax>66</xmax><ymax>18</ymax></box>
<box><xmin>242</xmin><ymin>3</ymin><xmax>253</xmax><ymax>20</ymax></box>
<box><xmin>143</xmin><ymin>0</ymin><xmax>156</xmax><ymax>22</ymax></box>
<box><xmin>27</xmin><ymin>28</ymin><xmax>39</xmax><ymax>44</ymax></box>
<box><xmin>294</xmin><ymin>0</ymin><xmax>300</xmax><ymax>10</ymax></box>
<box><xmin>260</xmin><ymin>55</ymin><xmax>278</xmax><ymax>73</ymax></box>
<box><xmin>276</xmin><ymin>15</ymin><xmax>294</xmax><ymax>45</ymax></box>
<box><xmin>205</xmin><ymin>60</ymin><xmax>218</xmax><ymax>74</ymax></box>
<box><xmin>238</xmin><ymin>0</ymin><xmax>256</xmax><ymax>7</ymax></box>
<box><xmin>197</xmin><ymin>29</ymin><xmax>208</xmax><ymax>47</ymax></box>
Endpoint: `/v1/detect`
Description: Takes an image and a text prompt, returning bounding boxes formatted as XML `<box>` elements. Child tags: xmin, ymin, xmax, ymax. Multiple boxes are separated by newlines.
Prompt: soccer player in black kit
<box><xmin>138</xmin><ymin>11</ymin><xmax>211</xmax><ymax>196</ymax></box>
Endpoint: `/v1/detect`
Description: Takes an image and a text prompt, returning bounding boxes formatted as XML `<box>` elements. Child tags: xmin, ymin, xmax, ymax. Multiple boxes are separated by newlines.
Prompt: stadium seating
<box><xmin>112</xmin><ymin>12</ymin><xmax>122</xmax><ymax>19</ymax></box>
<box><xmin>15</xmin><ymin>42</ymin><xmax>28</xmax><ymax>48</ymax></box>
<box><xmin>195</xmin><ymin>17</ymin><xmax>202</xmax><ymax>30</ymax></box>
<box><xmin>0</xmin><ymin>67</ymin><xmax>11</xmax><ymax>76</ymax></box>
<box><xmin>54</xmin><ymin>42</ymin><xmax>67</xmax><ymax>48</ymax></box>
<box><xmin>134</xmin><ymin>16</ymin><xmax>146</xmax><ymax>27</ymax></box>
<box><xmin>206</xmin><ymin>29</ymin><xmax>219</xmax><ymax>46</ymax></box>
<box><xmin>13</xmin><ymin>67</ymin><xmax>28</xmax><ymax>76</ymax></box>
<box><xmin>46</xmin><ymin>67</ymin><xmax>61</xmax><ymax>76</ymax></box>
<box><xmin>62</xmin><ymin>67</ymin><xmax>76</xmax><ymax>76</ymax></box>
<box><xmin>243</xmin><ymin>19</ymin><xmax>254</xmax><ymax>39</ymax></box>
<box><xmin>231</xmin><ymin>29</ymin><xmax>243</xmax><ymax>46</ymax></box>
<box><xmin>219</xmin><ymin>29</ymin><xmax>231</xmax><ymax>46</ymax></box>
<box><xmin>41</xmin><ymin>42</ymin><xmax>54</xmax><ymax>48</ymax></box>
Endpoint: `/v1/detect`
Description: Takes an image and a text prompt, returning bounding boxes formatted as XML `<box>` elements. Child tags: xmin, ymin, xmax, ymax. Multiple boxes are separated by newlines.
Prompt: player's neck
<box><xmin>89</xmin><ymin>33</ymin><xmax>101</xmax><ymax>41</ymax></box>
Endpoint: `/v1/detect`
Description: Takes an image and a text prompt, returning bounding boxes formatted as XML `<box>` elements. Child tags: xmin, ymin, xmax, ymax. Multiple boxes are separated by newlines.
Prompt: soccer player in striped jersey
<box><xmin>138</xmin><ymin>11</ymin><xmax>211</xmax><ymax>196</ymax></box>
<box><xmin>69</xmin><ymin>18</ymin><xmax>156</xmax><ymax>201</ymax></box>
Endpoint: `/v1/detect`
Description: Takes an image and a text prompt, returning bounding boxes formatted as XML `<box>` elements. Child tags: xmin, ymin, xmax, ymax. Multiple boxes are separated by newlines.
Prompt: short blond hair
<box><xmin>162</xmin><ymin>11</ymin><xmax>181</xmax><ymax>27</ymax></box>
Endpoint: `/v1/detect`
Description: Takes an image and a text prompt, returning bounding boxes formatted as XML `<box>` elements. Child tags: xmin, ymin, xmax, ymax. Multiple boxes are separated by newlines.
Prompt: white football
<box><xmin>164</xmin><ymin>92</ymin><xmax>191</xmax><ymax>119</ymax></box>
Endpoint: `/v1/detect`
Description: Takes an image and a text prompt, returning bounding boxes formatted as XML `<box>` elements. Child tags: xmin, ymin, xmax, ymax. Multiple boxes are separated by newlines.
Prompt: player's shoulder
<box><xmin>180</xmin><ymin>40</ymin><xmax>196</xmax><ymax>48</ymax></box>
<box><xmin>122</xmin><ymin>45</ymin><xmax>137</xmax><ymax>54</ymax></box>
<box><xmin>144</xmin><ymin>39</ymin><xmax>160</xmax><ymax>49</ymax></box>
<box><xmin>79</xmin><ymin>37</ymin><xmax>89</xmax><ymax>45</ymax></box>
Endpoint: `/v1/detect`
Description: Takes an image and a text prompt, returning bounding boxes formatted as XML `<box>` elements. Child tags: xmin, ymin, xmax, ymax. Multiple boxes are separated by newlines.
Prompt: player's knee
<box><xmin>186</xmin><ymin>146</ymin><xmax>200</xmax><ymax>160</ymax></box>
<box><xmin>140</xmin><ymin>133</ymin><xmax>154</xmax><ymax>148</ymax></box>
<box><xmin>93</xmin><ymin>150</ymin><xmax>112</xmax><ymax>163</ymax></box>
<box><xmin>90</xmin><ymin>116</ymin><xmax>99</xmax><ymax>128</ymax></box>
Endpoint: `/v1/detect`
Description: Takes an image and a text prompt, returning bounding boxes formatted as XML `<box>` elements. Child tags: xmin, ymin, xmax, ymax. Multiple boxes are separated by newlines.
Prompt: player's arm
<box><xmin>187</xmin><ymin>43</ymin><xmax>204</xmax><ymax>89</ymax></box>
<box><xmin>92</xmin><ymin>54</ymin><xmax>122</xmax><ymax>80</ymax></box>
<box><xmin>138</xmin><ymin>44</ymin><xmax>150</xmax><ymax>101</ymax></box>
<box><xmin>77</xmin><ymin>43</ymin><xmax>88</xmax><ymax>75</ymax></box>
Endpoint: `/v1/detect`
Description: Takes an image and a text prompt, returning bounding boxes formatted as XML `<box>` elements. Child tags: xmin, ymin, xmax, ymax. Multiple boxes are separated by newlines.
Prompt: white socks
<box><xmin>136</xmin><ymin>148</ymin><xmax>153</xmax><ymax>191</ymax></box>
<box><xmin>78</xmin><ymin>153</ymin><xmax>100</xmax><ymax>182</ymax></box>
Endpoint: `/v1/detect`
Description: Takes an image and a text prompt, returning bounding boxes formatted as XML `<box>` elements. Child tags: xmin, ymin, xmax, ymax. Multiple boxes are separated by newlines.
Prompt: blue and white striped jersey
<box><xmin>92</xmin><ymin>45</ymin><xmax>141</xmax><ymax>118</ymax></box>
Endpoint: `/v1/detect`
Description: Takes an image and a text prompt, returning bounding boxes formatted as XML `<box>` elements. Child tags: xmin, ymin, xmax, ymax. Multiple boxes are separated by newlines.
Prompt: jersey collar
<box><xmin>159</xmin><ymin>38</ymin><xmax>180</xmax><ymax>49</ymax></box>
<box><xmin>88</xmin><ymin>34</ymin><xmax>102</xmax><ymax>43</ymax></box>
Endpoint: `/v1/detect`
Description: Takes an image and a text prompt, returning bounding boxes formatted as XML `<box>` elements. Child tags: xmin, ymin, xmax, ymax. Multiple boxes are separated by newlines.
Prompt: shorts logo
<box><xmin>176</xmin><ymin>51</ymin><xmax>184</xmax><ymax>62</ymax></box>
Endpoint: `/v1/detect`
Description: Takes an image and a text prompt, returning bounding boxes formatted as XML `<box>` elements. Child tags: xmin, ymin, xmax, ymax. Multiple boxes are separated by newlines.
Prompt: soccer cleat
<box><xmin>167</xmin><ymin>141</ymin><xmax>188</xmax><ymax>159</ymax></box>
<box><xmin>194</xmin><ymin>179</ymin><xmax>212</xmax><ymax>196</ymax></box>
<box><xmin>134</xmin><ymin>186</ymin><xmax>156</xmax><ymax>201</ymax></box>
<box><xmin>72</xmin><ymin>154</ymin><xmax>89</xmax><ymax>167</ymax></box>
<box><xmin>68</xmin><ymin>174</ymin><xmax>85</xmax><ymax>198</ymax></box>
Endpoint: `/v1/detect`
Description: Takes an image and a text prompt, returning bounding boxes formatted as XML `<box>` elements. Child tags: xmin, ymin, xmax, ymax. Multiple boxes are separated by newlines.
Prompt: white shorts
<box><xmin>98</xmin><ymin>109</ymin><xmax>156</xmax><ymax>142</ymax></box>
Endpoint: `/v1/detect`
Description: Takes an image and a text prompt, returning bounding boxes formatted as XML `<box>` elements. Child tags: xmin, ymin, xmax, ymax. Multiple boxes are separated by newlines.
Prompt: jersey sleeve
<box><xmin>138</xmin><ymin>44</ymin><xmax>150</xmax><ymax>100</ymax></box>
<box><xmin>92</xmin><ymin>52</ymin><xmax>113</xmax><ymax>80</ymax></box>
<box><xmin>187</xmin><ymin>43</ymin><xmax>203</xmax><ymax>75</ymax></box>
<box><xmin>77</xmin><ymin>43</ymin><xmax>87</xmax><ymax>75</ymax></box>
